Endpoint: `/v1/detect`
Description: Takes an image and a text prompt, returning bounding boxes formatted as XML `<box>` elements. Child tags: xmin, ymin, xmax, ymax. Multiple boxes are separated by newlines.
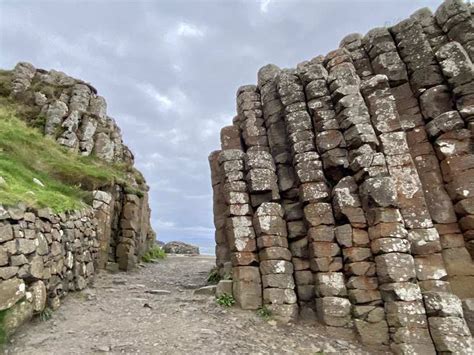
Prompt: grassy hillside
<box><xmin>0</xmin><ymin>104</ymin><xmax>129</xmax><ymax>212</ymax></box>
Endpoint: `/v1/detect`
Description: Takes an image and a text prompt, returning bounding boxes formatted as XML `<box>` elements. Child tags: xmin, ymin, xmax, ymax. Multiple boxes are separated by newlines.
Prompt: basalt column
<box><xmin>254</xmin><ymin>202</ymin><xmax>297</xmax><ymax>322</ymax></box>
<box><xmin>257</xmin><ymin>65</ymin><xmax>311</xmax><ymax>316</ymax></box>
<box><xmin>411</xmin><ymin>8</ymin><xmax>450</xmax><ymax>53</ymax></box>
<box><xmin>218</xmin><ymin>149</ymin><xmax>262</xmax><ymax>310</ymax></box>
<box><xmin>276</xmin><ymin>68</ymin><xmax>350</xmax><ymax>327</ymax></box>
<box><xmin>435</xmin><ymin>42</ymin><xmax>474</xmax><ymax>292</ymax></box>
<box><xmin>209</xmin><ymin>150</ymin><xmax>230</xmax><ymax>275</ymax></box>
<box><xmin>237</xmin><ymin>84</ymin><xmax>298</xmax><ymax>320</ymax></box>
<box><xmin>323</xmin><ymin>50</ymin><xmax>388</xmax><ymax>345</ymax></box>
<box><xmin>362</xmin><ymin>23</ymin><xmax>474</xmax><ymax>301</ymax></box>
<box><xmin>435</xmin><ymin>0</ymin><xmax>474</xmax><ymax>61</ymax></box>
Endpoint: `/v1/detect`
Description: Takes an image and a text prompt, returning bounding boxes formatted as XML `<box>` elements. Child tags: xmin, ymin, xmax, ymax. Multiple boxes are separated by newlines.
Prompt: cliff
<box><xmin>209</xmin><ymin>0</ymin><xmax>474</xmax><ymax>353</ymax></box>
<box><xmin>0</xmin><ymin>63</ymin><xmax>155</xmax><ymax>341</ymax></box>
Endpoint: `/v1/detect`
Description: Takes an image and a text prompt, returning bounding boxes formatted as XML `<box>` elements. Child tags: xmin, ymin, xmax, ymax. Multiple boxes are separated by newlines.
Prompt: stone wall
<box><xmin>0</xmin><ymin>190</ymin><xmax>154</xmax><ymax>340</ymax></box>
<box><xmin>0</xmin><ymin>204</ymin><xmax>98</xmax><ymax>338</ymax></box>
<box><xmin>209</xmin><ymin>0</ymin><xmax>474</xmax><ymax>352</ymax></box>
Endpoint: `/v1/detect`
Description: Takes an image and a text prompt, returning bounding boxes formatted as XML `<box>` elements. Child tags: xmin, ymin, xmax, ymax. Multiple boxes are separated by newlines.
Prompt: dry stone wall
<box><xmin>209</xmin><ymin>0</ymin><xmax>474</xmax><ymax>353</ymax></box>
<box><xmin>0</xmin><ymin>204</ymin><xmax>98</xmax><ymax>338</ymax></box>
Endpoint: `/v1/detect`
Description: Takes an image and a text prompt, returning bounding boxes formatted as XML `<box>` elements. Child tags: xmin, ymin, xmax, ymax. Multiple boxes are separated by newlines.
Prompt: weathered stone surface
<box><xmin>375</xmin><ymin>253</ymin><xmax>416</xmax><ymax>283</ymax></box>
<box><xmin>0</xmin><ymin>278</ymin><xmax>26</xmax><ymax>311</ymax></box>
<box><xmin>29</xmin><ymin>280</ymin><xmax>47</xmax><ymax>313</ymax></box>
<box><xmin>216</xmin><ymin>280</ymin><xmax>233</xmax><ymax>298</ymax></box>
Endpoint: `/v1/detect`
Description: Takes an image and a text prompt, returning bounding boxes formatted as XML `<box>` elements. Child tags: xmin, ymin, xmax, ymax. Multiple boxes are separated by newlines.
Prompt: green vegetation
<box><xmin>256</xmin><ymin>305</ymin><xmax>272</xmax><ymax>320</ymax></box>
<box><xmin>39</xmin><ymin>307</ymin><xmax>53</xmax><ymax>322</ymax></box>
<box><xmin>207</xmin><ymin>267</ymin><xmax>221</xmax><ymax>284</ymax></box>
<box><xmin>216</xmin><ymin>293</ymin><xmax>235</xmax><ymax>307</ymax></box>
<box><xmin>141</xmin><ymin>246</ymin><xmax>166</xmax><ymax>263</ymax></box>
<box><xmin>0</xmin><ymin>309</ymin><xmax>6</xmax><ymax>345</ymax></box>
<box><xmin>0</xmin><ymin>105</ymin><xmax>130</xmax><ymax>212</ymax></box>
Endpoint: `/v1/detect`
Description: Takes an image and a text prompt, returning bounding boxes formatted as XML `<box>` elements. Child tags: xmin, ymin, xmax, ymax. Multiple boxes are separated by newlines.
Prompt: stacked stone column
<box><xmin>254</xmin><ymin>202</ymin><xmax>297</xmax><ymax>322</ymax></box>
<box><xmin>359</xmin><ymin>75</ymin><xmax>438</xmax><ymax>354</ymax></box>
<box><xmin>411</xmin><ymin>8</ymin><xmax>450</xmax><ymax>53</ymax></box>
<box><xmin>209</xmin><ymin>150</ymin><xmax>230</xmax><ymax>275</ymax></box>
<box><xmin>276</xmin><ymin>68</ymin><xmax>350</xmax><ymax>327</ymax></box>
<box><xmin>324</xmin><ymin>55</ymin><xmax>391</xmax><ymax>343</ymax></box>
<box><xmin>257</xmin><ymin>65</ymin><xmax>311</xmax><ymax>316</ymax></box>
<box><xmin>435</xmin><ymin>42</ymin><xmax>474</xmax><ymax>278</ymax></box>
<box><xmin>435</xmin><ymin>0</ymin><xmax>474</xmax><ymax>61</ymax></box>
<box><xmin>218</xmin><ymin>149</ymin><xmax>261</xmax><ymax>310</ymax></box>
<box><xmin>235</xmin><ymin>85</ymin><xmax>267</xmax><ymax>152</ymax></box>
<box><xmin>339</xmin><ymin>34</ymin><xmax>375</xmax><ymax>80</ymax></box>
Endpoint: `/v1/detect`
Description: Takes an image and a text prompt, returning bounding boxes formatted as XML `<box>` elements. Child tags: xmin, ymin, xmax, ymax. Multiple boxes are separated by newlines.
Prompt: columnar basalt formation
<box><xmin>209</xmin><ymin>0</ymin><xmax>474</xmax><ymax>353</ymax></box>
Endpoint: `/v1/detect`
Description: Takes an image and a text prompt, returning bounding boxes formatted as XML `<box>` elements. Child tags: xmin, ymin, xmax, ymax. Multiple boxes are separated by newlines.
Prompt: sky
<box><xmin>0</xmin><ymin>0</ymin><xmax>442</xmax><ymax>254</ymax></box>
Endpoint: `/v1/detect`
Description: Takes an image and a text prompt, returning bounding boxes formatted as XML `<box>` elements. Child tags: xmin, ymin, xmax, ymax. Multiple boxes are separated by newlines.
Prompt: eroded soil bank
<box><xmin>5</xmin><ymin>255</ymin><xmax>388</xmax><ymax>354</ymax></box>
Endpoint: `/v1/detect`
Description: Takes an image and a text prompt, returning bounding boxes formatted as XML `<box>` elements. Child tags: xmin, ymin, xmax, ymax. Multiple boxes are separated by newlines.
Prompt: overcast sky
<box><xmin>0</xmin><ymin>0</ymin><xmax>442</xmax><ymax>253</ymax></box>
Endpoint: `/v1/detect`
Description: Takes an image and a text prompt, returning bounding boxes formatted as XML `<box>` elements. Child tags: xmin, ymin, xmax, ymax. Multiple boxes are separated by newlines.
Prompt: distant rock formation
<box><xmin>163</xmin><ymin>241</ymin><xmax>200</xmax><ymax>255</ymax></box>
<box><xmin>209</xmin><ymin>0</ymin><xmax>474</xmax><ymax>353</ymax></box>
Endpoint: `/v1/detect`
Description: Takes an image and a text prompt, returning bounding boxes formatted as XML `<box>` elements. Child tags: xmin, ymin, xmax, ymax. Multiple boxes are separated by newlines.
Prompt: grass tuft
<box><xmin>207</xmin><ymin>267</ymin><xmax>221</xmax><ymax>284</ymax></box>
<box><xmin>256</xmin><ymin>305</ymin><xmax>272</xmax><ymax>320</ymax></box>
<box><xmin>39</xmin><ymin>307</ymin><xmax>53</xmax><ymax>322</ymax></box>
<box><xmin>216</xmin><ymin>293</ymin><xmax>235</xmax><ymax>307</ymax></box>
<box><xmin>142</xmin><ymin>246</ymin><xmax>166</xmax><ymax>263</ymax></box>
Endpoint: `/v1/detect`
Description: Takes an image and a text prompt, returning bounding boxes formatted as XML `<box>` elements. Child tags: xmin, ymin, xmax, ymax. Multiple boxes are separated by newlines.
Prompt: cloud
<box><xmin>260</xmin><ymin>0</ymin><xmax>272</xmax><ymax>13</ymax></box>
<box><xmin>176</xmin><ymin>22</ymin><xmax>205</xmax><ymax>38</ymax></box>
<box><xmin>165</xmin><ymin>21</ymin><xmax>206</xmax><ymax>44</ymax></box>
<box><xmin>155</xmin><ymin>219</ymin><xmax>176</xmax><ymax>228</ymax></box>
<box><xmin>137</xmin><ymin>83</ymin><xmax>174</xmax><ymax>111</ymax></box>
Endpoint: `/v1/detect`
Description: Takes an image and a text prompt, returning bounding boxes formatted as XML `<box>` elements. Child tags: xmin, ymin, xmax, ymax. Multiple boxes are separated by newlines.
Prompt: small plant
<box><xmin>39</xmin><ymin>307</ymin><xmax>53</xmax><ymax>322</ymax></box>
<box><xmin>256</xmin><ymin>305</ymin><xmax>272</xmax><ymax>320</ymax></box>
<box><xmin>142</xmin><ymin>246</ymin><xmax>166</xmax><ymax>263</ymax></box>
<box><xmin>216</xmin><ymin>293</ymin><xmax>235</xmax><ymax>307</ymax></box>
<box><xmin>207</xmin><ymin>267</ymin><xmax>221</xmax><ymax>284</ymax></box>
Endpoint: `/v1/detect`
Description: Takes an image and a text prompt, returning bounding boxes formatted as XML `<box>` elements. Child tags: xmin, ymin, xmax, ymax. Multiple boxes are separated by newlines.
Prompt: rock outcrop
<box><xmin>209</xmin><ymin>0</ymin><xmax>474</xmax><ymax>353</ymax></box>
<box><xmin>0</xmin><ymin>64</ymin><xmax>156</xmax><ymax>340</ymax></box>
<box><xmin>163</xmin><ymin>241</ymin><xmax>200</xmax><ymax>255</ymax></box>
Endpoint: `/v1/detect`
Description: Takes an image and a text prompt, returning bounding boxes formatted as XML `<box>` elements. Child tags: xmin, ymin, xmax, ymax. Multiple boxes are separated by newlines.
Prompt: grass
<box><xmin>0</xmin><ymin>104</ymin><xmax>131</xmax><ymax>212</ymax></box>
<box><xmin>216</xmin><ymin>293</ymin><xmax>235</xmax><ymax>307</ymax></box>
<box><xmin>39</xmin><ymin>307</ymin><xmax>53</xmax><ymax>322</ymax></box>
<box><xmin>256</xmin><ymin>306</ymin><xmax>272</xmax><ymax>320</ymax></box>
<box><xmin>207</xmin><ymin>267</ymin><xmax>221</xmax><ymax>284</ymax></box>
<box><xmin>141</xmin><ymin>246</ymin><xmax>166</xmax><ymax>263</ymax></box>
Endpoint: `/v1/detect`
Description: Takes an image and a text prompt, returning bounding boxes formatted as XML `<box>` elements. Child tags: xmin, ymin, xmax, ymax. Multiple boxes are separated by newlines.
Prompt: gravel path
<box><xmin>5</xmin><ymin>255</ymin><xmax>389</xmax><ymax>354</ymax></box>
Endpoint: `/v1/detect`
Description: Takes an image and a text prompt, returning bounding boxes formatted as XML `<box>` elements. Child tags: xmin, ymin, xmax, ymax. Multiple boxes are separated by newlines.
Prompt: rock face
<box><xmin>1</xmin><ymin>66</ymin><xmax>156</xmax><ymax>339</ymax></box>
<box><xmin>209</xmin><ymin>0</ymin><xmax>474</xmax><ymax>352</ymax></box>
<box><xmin>11</xmin><ymin>63</ymin><xmax>133</xmax><ymax>163</ymax></box>
<box><xmin>163</xmin><ymin>241</ymin><xmax>199</xmax><ymax>255</ymax></box>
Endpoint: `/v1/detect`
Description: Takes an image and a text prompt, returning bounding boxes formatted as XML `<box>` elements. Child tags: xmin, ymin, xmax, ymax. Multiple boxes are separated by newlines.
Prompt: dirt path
<box><xmin>5</xmin><ymin>255</ymin><xmax>388</xmax><ymax>354</ymax></box>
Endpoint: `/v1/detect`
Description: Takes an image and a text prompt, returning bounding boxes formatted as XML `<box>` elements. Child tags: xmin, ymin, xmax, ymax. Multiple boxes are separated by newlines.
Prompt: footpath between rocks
<box><xmin>4</xmin><ymin>255</ymin><xmax>388</xmax><ymax>354</ymax></box>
